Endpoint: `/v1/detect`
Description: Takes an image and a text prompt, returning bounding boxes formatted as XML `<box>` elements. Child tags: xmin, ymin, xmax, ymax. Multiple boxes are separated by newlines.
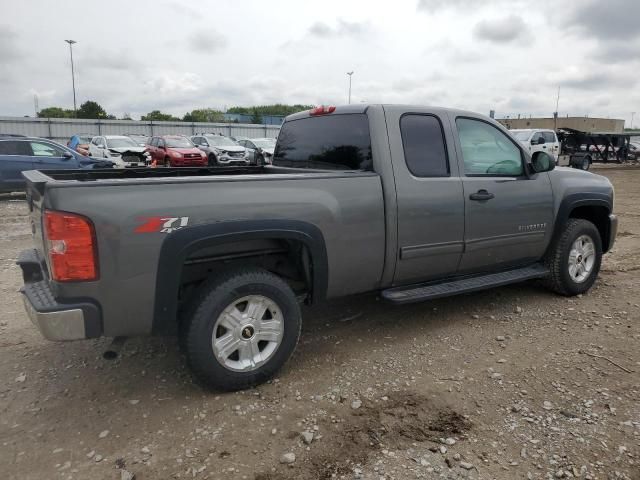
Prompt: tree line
<box><xmin>37</xmin><ymin>101</ymin><xmax>314</xmax><ymax>123</ymax></box>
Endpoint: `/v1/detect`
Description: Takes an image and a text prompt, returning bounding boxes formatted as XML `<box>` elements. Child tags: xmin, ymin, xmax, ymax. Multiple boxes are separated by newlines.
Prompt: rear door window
<box><xmin>0</xmin><ymin>140</ymin><xmax>31</xmax><ymax>156</ymax></box>
<box><xmin>543</xmin><ymin>131</ymin><xmax>557</xmax><ymax>144</ymax></box>
<box><xmin>273</xmin><ymin>114</ymin><xmax>372</xmax><ymax>170</ymax></box>
<box><xmin>400</xmin><ymin>114</ymin><xmax>449</xmax><ymax>177</ymax></box>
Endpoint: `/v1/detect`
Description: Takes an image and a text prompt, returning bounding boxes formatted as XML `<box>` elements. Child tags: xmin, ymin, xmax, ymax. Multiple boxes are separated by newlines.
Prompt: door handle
<box><xmin>542</xmin><ymin>145</ymin><xmax>547</xmax><ymax>149</ymax></box>
<box><xmin>469</xmin><ymin>189</ymin><xmax>495</xmax><ymax>201</ymax></box>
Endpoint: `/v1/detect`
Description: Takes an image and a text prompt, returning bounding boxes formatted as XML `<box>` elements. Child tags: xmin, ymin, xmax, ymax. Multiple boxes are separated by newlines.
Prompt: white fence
<box><xmin>0</xmin><ymin>116</ymin><xmax>280</xmax><ymax>144</ymax></box>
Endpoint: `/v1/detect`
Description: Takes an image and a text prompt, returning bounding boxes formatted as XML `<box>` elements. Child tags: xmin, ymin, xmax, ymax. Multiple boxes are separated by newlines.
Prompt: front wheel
<box><xmin>543</xmin><ymin>219</ymin><xmax>602</xmax><ymax>296</ymax></box>
<box><xmin>208</xmin><ymin>153</ymin><xmax>218</xmax><ymax>166</ymax></box>
<box><xmin>163</xmin><ymin>157</ymin><xmax>171</xmax><ymax>167</ymax></box>
<box><xmin>182</xmin><ymin>268</ymin><xmax>301</xmax><ymax>391</ymax></box>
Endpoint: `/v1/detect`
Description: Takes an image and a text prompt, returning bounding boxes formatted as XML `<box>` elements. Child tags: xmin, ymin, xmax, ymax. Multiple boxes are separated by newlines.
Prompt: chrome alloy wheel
<box><xmin>568</xmin><ymin>235</ymin><xmax>596</xmax><ymax>283</ymax></box>
<box><xmin>211</xmin><ymin>295</ymin><xmax>284</xmax><ymax>372</ymax></box>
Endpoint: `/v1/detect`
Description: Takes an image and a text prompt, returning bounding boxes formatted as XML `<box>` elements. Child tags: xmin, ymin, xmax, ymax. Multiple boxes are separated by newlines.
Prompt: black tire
<box><xmin>182</xmin><ymin>268</ymin><xmax>301</xmax><ymax>391</ymax></box>
<box><xmin>543</xmin><ymin>219</ymin><xmax>602</xmax><ymax>296</ymax></box>
<box><xmin>208</xmin><ymin>153</ymin><xmax>218</xmax><ymax>166</ymax></box>
<box><xmin>163</xmin><ymin>156</ymin><xmax>171</xmax><ymax>167</ymax></box>
<box><xmin>580</xmin><ymin>156</ymin><xmax>591</xmax><ymax>171</ymax></box>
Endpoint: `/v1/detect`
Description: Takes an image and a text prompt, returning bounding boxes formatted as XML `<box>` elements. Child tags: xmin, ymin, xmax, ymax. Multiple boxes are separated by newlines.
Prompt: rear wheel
<box><xmin>543</xmin><ymin>219</ymin><xmax>602</xmax><ymax>296</ymax></box>
<box><xmin>182</xmin><ymin>268</ymin><xmax>301</xmax><ymax>391</ymax></box>
<box><xmin>580</xmin><ymin>156</ymin><xmax>591</xmax><ymax>171</ymax></box>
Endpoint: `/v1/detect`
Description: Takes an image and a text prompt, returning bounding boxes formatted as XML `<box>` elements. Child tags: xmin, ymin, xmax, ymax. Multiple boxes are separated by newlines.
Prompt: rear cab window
<box><xmin>542</xmin><ymin>131</ymin><xmax>557</xmax><ymax>143</ymax></box>
<box><xmin>400</xmin><ymin>114</ymin><xmax>449</xmax><ymax>177</ymax></box>
<box><xmin>273</xmin><ymin>114</ymin><xmax>372</xmax><ymax>170</ymax></box>
<box><xmin>0</xmin><ymin>140</ymin><xmax>32</xmax><ymax>156</ymax></box>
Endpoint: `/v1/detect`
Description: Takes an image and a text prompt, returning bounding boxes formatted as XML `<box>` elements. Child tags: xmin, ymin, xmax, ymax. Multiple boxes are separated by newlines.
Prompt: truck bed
<box><xmin>28</xmin><ymin>165</ymin><xmax>270</xmax><ymax>182</ymax></box>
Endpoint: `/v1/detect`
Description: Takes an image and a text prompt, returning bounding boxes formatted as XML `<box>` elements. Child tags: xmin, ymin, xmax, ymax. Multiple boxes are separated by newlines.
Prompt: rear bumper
<box><xmin>17</xmin><ymin>249</ymin><xmax>102</xmax><ymax>341</ymax></box>
<box><xmin>606</xmin><ymin>214</ymin><xmax>618</xmax><ymax>252</ymax></box>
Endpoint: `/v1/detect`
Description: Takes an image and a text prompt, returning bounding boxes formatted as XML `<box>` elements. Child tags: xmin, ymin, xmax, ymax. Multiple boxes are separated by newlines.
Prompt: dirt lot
<box><xmin>1</xmin><ymin>166</ymin><xmax>638</xmax><ymax>480</ymax></box>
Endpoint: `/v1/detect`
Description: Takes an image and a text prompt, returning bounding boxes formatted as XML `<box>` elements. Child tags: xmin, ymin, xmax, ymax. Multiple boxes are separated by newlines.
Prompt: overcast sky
<box><xmin>1</xmin><ymin>0</ymin><xmax>638</xmax><ymax>124</ymax></box>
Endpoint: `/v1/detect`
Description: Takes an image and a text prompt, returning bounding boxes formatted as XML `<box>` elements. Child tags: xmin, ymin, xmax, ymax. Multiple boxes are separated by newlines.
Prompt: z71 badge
<box><xmin>135</xmin><ymin>216</ymin><xmax>189</xmax><ymax>233</ymax></box>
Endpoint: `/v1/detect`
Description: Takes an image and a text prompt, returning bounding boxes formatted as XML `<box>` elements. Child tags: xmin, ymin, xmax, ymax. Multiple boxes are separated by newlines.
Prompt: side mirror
<box><xmin>62</xmin><ymin>151</ymin><xmax>74</xmax><ymax>159</ymax></box>
<box><xmin>201</xmin><ymin>142</ymin><xmax>209</xmax><ymax>147</ymax></box>
<box><xmin>531</xmin><ymin>151</ymin><xmax>555</xmax><ymax>173</ymax></box>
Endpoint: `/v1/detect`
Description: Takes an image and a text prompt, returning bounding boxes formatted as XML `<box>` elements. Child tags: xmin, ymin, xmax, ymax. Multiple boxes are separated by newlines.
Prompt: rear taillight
<box><xmin>44</xmin><ymin>210</ymin><xmax>98</xmax><ymax>282</ymax></box>
<box><xmin>310</xmin><ymin>105</ymin><xmax>336</xmax><ymax>116</ymax></box>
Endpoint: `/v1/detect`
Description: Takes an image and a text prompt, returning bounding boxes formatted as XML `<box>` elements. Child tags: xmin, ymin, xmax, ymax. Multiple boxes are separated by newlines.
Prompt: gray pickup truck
<box><xmin>18</xmin><ymin>104</ymin><xmax>617</xmax><ymax>391</ymax></box>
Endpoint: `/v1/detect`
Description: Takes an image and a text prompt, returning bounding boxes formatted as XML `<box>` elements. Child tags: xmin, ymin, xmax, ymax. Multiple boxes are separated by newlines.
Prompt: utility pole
<box><xmin>347</xmin><ymin>71</ymin><xmax>354</xmax><ymax>104</ymax></box>
<box><xmin>64</xmin><ymin>40</ymin><xmax>78</xmax><ymax>116</ymax></box>
<box><xmin>554</xmin><ymin>85</ymin><xmax>560</xmax><ymax>131</ymax></box>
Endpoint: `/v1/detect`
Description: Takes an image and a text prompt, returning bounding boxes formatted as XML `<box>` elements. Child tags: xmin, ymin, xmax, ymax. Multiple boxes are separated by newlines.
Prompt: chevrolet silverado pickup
<box><xmin>18</xmin><ymin>104</ymin><xmax>617</xmax><ymax>391</ymax></box>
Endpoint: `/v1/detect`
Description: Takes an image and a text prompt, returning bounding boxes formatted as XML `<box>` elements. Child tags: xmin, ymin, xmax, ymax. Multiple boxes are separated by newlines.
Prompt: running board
<box><xmin>382</xmin><ymin>264</ymin><xmax>549</xmax><ymax>305</ymax></box>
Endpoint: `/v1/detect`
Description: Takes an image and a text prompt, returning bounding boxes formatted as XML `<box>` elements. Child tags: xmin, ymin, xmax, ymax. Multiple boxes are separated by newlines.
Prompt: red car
<box><xmin>146</xmin><ymin>135</ymin><xmax>207</xmax><ymax>167</ymax></box>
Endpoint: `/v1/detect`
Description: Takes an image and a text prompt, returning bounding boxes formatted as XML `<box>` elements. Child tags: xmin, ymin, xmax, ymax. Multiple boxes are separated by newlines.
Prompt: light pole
<box><xmin>347</xmin><ymin>71</ymin><xmax>354</xmax><ymax>104</ymax></box>
<box><xmin>64</xmin><ymin>39</ymin><xmax>78</xmax><ymax>116</ymax></box>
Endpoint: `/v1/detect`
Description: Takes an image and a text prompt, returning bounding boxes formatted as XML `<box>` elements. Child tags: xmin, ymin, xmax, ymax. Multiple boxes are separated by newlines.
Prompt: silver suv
<box><xmin>191</xmin><ymin>134</ymin><xmax>249</xmax><ymax>166</ymax></box>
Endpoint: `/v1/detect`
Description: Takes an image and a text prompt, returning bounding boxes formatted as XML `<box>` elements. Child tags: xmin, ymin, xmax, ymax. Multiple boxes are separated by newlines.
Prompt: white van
<box><xmin>510</xmin><ymin>129</ymin><xmax>561</xmax><ymax>163</ymax></box>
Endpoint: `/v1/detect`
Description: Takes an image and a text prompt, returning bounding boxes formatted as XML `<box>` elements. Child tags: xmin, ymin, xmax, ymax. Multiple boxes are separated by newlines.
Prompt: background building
<box><xmin>498</xmin><ymin>116</ymin><xmax>624</xmax><ymax>133</ymax></box>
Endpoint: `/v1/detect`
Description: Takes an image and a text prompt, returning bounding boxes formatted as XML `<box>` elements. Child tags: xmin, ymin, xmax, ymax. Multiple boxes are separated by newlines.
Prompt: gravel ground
<box><xmin>0</xmin><ymin>165</ymin><xmax>638</xmax><ymax>480</ymax></box>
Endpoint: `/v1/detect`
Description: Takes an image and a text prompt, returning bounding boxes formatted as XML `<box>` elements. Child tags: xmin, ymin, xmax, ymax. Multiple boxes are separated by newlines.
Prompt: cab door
<box><xmin>453</xmin><ymin>116</ymin><xmax>554</xmax><ymax>273</ymax></box>
<box><xmin>385</xmin><ymin>106</ymin><xmax>465</xmax><ymax>285</ymax></box>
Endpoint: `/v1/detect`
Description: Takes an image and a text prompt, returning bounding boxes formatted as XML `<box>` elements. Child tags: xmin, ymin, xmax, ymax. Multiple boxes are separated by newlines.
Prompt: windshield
<box><xmin>511</xmin><ymin>131</ymin><xmax>531</xmax><ymax>141</ymax></box>
<box><xmin>165</xmin><ymin>137</ymin><xmax>194</xmax><ymax>148</ymax></box>
<box><xmin>205</xmin><ymin>136</ymin><xmax>238</xmax><ymax>147</ymax></box>
<box><xmin>107</xmin><ymin>137</ymin><xmax>138</xmax><ymax>148</ymax></box>
<box><xmin>252</xmin><ymin>138</ymin><xmax>276</xmax><ymax>148</ymax></box>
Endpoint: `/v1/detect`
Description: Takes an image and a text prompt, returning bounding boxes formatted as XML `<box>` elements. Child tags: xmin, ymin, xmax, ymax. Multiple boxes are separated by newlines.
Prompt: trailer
<box><xmin>557</xmin><ymin>128</ymin><xmax>633</xmax><ymax>171</ymax></box>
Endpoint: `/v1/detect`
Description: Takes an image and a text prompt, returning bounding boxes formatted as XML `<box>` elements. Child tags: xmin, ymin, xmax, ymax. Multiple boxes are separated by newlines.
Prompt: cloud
<box><xmin>163</xmin><ymin>1</ymin><xmax>199</xmax><ymax>19</ymax></box>
<box><xmin>308</xmin><ymin>19</ymin><xmax>371</xmax><ymax>38</ymax></box>
<box><xmin>417</xmin><ymin>0</ymin><xmax>526</xmax><ymax>13</ymax></box>
<box><xmin>78</xmin><ymin>49</ymin><xmax>139</xmax><ymax>72</ymax></box>
<box><xmin>144</xmin><ymin>72</ymin><xmax>204</xmax><ymax>95</ymax></box>
<box><xmin>590</xmin><ymin>41</ymin><xmax>640</xmax><ymax>65</ymax></box>
<box><xmin>547</xmin><ymin>68</ymin><xmax>637</xmax><ymax>91</ymax></box>
<box><xmin>567</xmin><ymin>0</ymin><xmax>640</xmax><ymax>41</ymax></box>
<box><xmin>187</xmin><ymin>29</ymin><xmax>227</xmax><ymax>53</ymax></box>
<box><xmin>473</xmin><ymin>15</ymin><xmax>530</xmax><ymax>43</ymax></box>
<box><xmin>0</xmin><ymin>27</ymin><xmax>21</xmax><ymax>63</ymax></box>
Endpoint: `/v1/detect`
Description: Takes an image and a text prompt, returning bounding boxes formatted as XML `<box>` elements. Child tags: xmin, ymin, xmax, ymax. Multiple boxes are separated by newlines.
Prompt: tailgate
<box><xmin>22</xmin><ymin>170</ymin><xmax>49</xmax><ymax>278</ymax></box>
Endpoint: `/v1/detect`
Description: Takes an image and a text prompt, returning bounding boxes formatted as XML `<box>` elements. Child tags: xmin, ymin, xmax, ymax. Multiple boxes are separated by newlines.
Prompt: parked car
<box><xmin>0</xmin><ymin>136</ymin><xmax>112</xmax><ymax>193</ymax></box>
<box><xmin>18</xmin><ymin>104</ymin><xmax>616</xmax><ymax>392</ymax></box>
<box><xmin>237</xmin><ymin>138</ymin><xmax>277</xmax><ymax>165</ymax></box>
<box><xmin>629</xmin><ymin>141</ymin><xmax>640</xmax><ymax>159</ymax></box>
<box><xmin>146</xmin><ymin>135</ymin><xmax>207</xmax><ymax>167</ymax></box>
<box><xmin>124</xmin><ymin>134</ymin><xmax>149</xmax><ymax>147</ymax></box>
<box><xmin>190</xmin><ymin>134</ymin><xmax>249</xmax><ymax>166</ymax></box>
<box><xmin>89</xmin><ymin>135</ymin><xmax>150</xmax><ymax>167</ymax></box>
<box><xmin>510</xmin><ymin>129</ymin><xmax>561</xmax><ymax>163</ymax></box>
<box><xmin>67</xmin><ymin>134</ymin><xmax>93</xmax><ymax>156</ymax></box>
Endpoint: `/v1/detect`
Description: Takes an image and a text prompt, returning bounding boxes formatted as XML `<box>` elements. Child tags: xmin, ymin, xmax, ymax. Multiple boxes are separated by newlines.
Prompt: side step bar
<box><xmin>382</xmin><ymin>264</ymin><xmax>549</xmax><ymax>305</ymax></box>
